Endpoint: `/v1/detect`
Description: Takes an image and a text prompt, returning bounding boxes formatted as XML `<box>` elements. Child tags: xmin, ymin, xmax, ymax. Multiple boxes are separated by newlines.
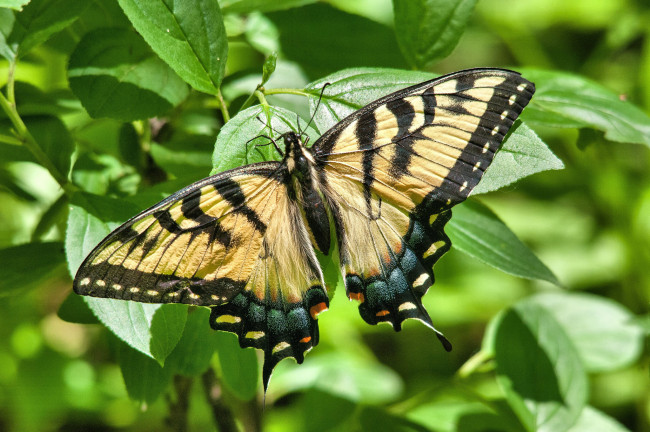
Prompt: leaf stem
<box><xmin>7</xmin><ymin>59</ymin><xmax>16</xmax><ymax>106</ymax></box>
<box><xmin>456</xmin><ymin>349</ymin><xmax>493</xmax><ymax>379</ymax></box>
<box><xmin>217</xmin><ymin>88</ymin><xmax>230</xmax><ymax>123</ymax></box>
<box><xmin>239</xmin><ymin>86</ymin><xmax>261</xmax><ymax>113</ymax></box>
<box><xmin>0</xmin><ymin>133</ymin><xmax>23</xmax><ymax>146</ymax></box>
<box><xmin>255</xmin><ymin>89</ymin><xmax>268</xmax><ymax>107</ymax></box>
<box><xmin>0</xmin><ymin>90</ymin><xmax>74</xmax><ymax>194</ymax></box>
<box><xmin>264</xmin><ymin>87</ymin><xmax>312</xmax><ymax>98</ymax></box>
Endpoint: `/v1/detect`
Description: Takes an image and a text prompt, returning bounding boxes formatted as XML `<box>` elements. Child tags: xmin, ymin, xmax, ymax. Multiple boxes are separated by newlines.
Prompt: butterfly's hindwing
<box><xmin>313</xmin><ymin>69</ymin><xmax>534</xmax><ymax>335</ymax></box>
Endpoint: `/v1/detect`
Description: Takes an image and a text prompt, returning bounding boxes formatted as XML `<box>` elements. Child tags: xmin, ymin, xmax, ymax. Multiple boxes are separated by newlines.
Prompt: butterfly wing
<box><xmin>311</xmin><ymin>69</ymin><xmax>534</xmax><ymax>340</ymax></box>
<box><xmin>74</xmin><ymin>162</ymin><xmax>329</xmax><ymax>389</ymax></box>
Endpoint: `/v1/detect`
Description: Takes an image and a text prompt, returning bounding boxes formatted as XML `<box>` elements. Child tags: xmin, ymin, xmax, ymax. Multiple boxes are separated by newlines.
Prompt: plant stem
<box><xmin>0</xmin><ymin>133</ymin><xmax>23</xmax><ymax>146</ymax></box>
<box><xmin>239</xmin><ymin>87</ymin><xmax>260</xmax><ymax>113</ymax></box>
<box><xmin>7</xmin><ymin>59</ymin><xmax>16</xmax><ymax>106</ymax></box>
<box><xmin>166</xmin><ymin>375</ymin><xmax>193</xmax><ymax>432</ymax></box>
<box><xmin>255</xmin><ymin>89</ymin><xmax>268</xmax><ymax>107</ymax></box>
<box><xmin>456</xmin><ymin>349</ymin><xmax>493</xmax><ymax>379</ymax></box>
<box><xmin>264</xmin><ymin>88</ymin><xmax>312</xmax><ymax>98</ymax></box>
<box><xmin>217</xmin><ymin>88</ymin><xmax>231</xmax><ymax>123</ymax></box>
<box><xmin>0</xmin><ymin>91</ymin><xmax>74</xmax><ymax>194</ymax></box>
<box><xmin>201</xmin><ymin>368</ymin><xmax>239</xmax><ymax>432</ymax></box>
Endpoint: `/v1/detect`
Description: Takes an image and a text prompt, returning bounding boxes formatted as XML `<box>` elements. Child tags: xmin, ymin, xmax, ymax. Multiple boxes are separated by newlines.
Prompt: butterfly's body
<box><xmin>74</xmin><ymin>69</ymin><xmax>535</xmax><ymax>390</ymax></box>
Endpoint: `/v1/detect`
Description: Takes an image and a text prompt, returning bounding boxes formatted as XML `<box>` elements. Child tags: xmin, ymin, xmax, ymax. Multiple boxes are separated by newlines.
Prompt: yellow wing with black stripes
<box><xmin>312</xmin><ymin>69</ymin><xmax>535</xmax><ymax>341</ymax></box>
<box><xmin>73</xmin><ymin>162</ymin><xmax>330</xmax><ymax>389</ymax></box>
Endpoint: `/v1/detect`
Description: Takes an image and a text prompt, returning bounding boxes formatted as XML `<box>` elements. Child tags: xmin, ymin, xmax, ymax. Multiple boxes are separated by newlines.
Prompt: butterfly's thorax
<box><xmin>282</xmin><ymin>132</ymin><xmax>332</xmax><ymax>255</ymax></box>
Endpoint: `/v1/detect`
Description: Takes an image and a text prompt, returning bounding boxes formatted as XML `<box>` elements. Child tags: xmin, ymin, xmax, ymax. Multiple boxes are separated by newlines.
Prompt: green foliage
<box><xmin>0</xmin><ymin>0</ymin><xmax>648</xmax><ymax>431</ymax></box>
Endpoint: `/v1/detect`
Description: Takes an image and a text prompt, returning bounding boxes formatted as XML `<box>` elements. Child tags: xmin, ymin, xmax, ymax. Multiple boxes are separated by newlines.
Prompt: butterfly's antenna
<box><xmin>295</xmin><ymin>112</ymin><xmax>302</xmax><ymax>135</ymax></box>
<box><xmin>303</xmin><ymin>82</ymin><xmax>330</xmax><ymax>135</ymax></box>
<box><xmin>247</xmin><ymin>134</ymin><xmax>284</xmax><ymax>157</ymax></box>
<box><xmin>255</xmin><ymin>115</ymin><xmax>281</xmax><ymax>136</ymax></box>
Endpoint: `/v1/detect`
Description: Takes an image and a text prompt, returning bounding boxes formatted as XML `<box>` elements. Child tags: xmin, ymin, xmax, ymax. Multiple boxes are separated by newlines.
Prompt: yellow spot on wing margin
<box><xmin>216</xmin><ymin>315</ymin><xmax>241</xmax><ymax>324</ymax></box>
<box><xmin>272</xmin><ymin>342</ymin><xmax>290</xmax><ymax>354</ymax></box>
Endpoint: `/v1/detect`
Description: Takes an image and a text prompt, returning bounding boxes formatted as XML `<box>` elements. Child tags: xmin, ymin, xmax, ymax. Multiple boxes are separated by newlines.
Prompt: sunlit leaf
<box><xmin>531</xmin><ymin>292</ymin><xmax>644</xmax><ymax>373</ymax></box>
<box><xmin>522</xmin><ymin>68</ymin><xmax>650</xmax><ymax>147</ymax></box>
<box><xmin>117</xmin><ymin>0</ymin><xmax>228</xmax><ymax>95</ymax></box>
<box><xmin>211</xmin><ymin>105</ymin><xmax>317</xmax><ymax>174</ymax></box>
<box><xmin>393</xmin><ymin>0</ymin><xmax>478</xmax><ymax>69</ymax></box>
<box><xmin>220</xmin><ymin>0</ymin><xmax>317</xmax><ymax>14</ymax></box>
<box><xmin>6</xmin><ymin>0</ymin><xmax>88</xmax><ymax>58</ymax></box>
<box><xmin>447</xmin><ymin>200</ymin><xmax>559</xmax><ymax>284</ymax></box>
<box><xmin>473</xmin><ymin>121</ymin><xmax>564</xmax><ymax>194</ymax></box>
<box><xmin>68</xmin><ymin>28</ymin><xmax>189</xmax><ymax>121</ymax></box>
<box><xmin>491</xmin><ymin>300</ymin><xmax>588</xmax><ymax>432</ymax></box>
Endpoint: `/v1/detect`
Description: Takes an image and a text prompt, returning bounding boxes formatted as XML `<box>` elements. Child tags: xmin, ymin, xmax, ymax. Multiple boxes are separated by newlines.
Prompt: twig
<box><xmin>166</xmin><ymin>375</ymin><xmax>193</xmax><ymax>432</ymax></box>
<box><xmin>201</xmin><ymin>368</ymin><xmax>238</xmax><ymax>432</ymax></box>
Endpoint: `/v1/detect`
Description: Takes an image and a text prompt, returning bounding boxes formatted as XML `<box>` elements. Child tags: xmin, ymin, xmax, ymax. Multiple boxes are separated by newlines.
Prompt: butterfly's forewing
<box><xmin>312</xmin><ymin>69</ymin><xmax>535</xmax><ymax>337</ymax></box>
<box><xmin>74</xmin><ymin>162</ymin><xmax>329</xmax><ymax>389</ymax></box>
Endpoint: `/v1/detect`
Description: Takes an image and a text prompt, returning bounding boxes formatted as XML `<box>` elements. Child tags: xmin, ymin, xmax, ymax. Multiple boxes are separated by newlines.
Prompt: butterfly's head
<box><xmin>283</xmin><ymin>131</ymin><xmax>314</xmax><ymax>178</ymax></box>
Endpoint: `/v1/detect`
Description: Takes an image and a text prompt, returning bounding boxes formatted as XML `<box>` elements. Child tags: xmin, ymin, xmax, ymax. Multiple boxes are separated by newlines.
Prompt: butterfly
<box><xmin>74</xmin><ymin>68</ymin><xmax>535</xmax><ymax>391</ymax></box>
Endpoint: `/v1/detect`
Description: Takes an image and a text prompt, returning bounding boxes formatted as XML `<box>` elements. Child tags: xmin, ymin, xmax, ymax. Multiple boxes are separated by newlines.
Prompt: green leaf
<box><xmin>117</xmin><ymin>0</ymin><xmax>228</xmax><ymax>95</ymax></box>
<box><xmin>0</xmin><ymin>9</ymin><xmax>15</xmax><ymax>60</ymax></box>
<box><xmin>266</xmin><ymin>4</ymin><xmax>406</xmax><ymax>78</ymax></box>
<box><xmin>492</xmin><ymin>300</ymin><xmax>588</xmax><ymax>432</ymax></box>
<box><xmin>261</xmin><ymin>51</ymin><xmax>278</xmax><ymax>86</ymax></box>
<box><xmin>118</xmin><ymin>339</ymin><xmax>173</xmax><ymax>403</ymax></box>
<box><xmin>150</xmin><ymin>135</ymin><xmax>213</xmax><ymax>180</ymax></box>
<box><xmin>299</xmin><ymin>390</ymin><xmax>357</xmax><ymax>432</ymax></box>
<box><xmin>408</xmin><ymin>397</ymin><xmax>526</xmax><ymax>432</ymax></box>
<box><xmin>473</xmin><ymin>121</ymin><xmax>564</xmax><ymax>194</ymax></box>
<box><xmin>245</xmin><ymin>12</ymin><xmax>280</xmax><ymax>55</ymax></box>
<box><xmin>269</xmin><ymin>352</ymin><xmax>403</xmax><ymax>403</ymax></box>
<box><xmin>567</xmin><ymin>406</ymin><xmax>631</xmax><ymax>432</ymax></box>
<box><xmin>118</xmin><ymin>123</ymin><xmax>142</xmax><ymax>169</ymax></box>
<box><xmin>68</xmin><ymin>28</ymin><xmax>189</xmax><ymax>121</ymax></box>
<box><xmin>305</xmin><ymin>67</ymin><xmax>436</xmax><ymax>132</ymax></box>
<box><xmin>65</xmin><ymin>191</ymin><xmax>139</xmax><ymax>276</ymax></box>
<box><xmin>211</xmin><ymin>105</ymin><xmax>317</xmax><ymax>174</ymax></box>
<box><xmin>447</xmin><ymin>200</ymin><xmax>559</xmax><ymax>284</ymax></box>
<box><xmin>0</xmin><ymin>241</ymin><xmax>65</xmax><ymax>296</ymax></box>
<box><xmin>359</xmin><ymin>406</ymin><xmax>430</xmax><ymax>432</ymax></box>
<box><xmin>165</xmin><ymin>308</ymin><xmax>219</xmax><ymax>376</ymax></box>
<box><xmin>57</xmin><ymin>292</ymin><xmax>99</xmax><ymax>324</ymax></box>
<box><xmin>25</xmin><ymin>115</ymin><xmax>74</xmax><ymax>180</ymax></box>
<box><xmin>220</xmin><ymin>0</ymin><xmax>317</xmax><ymax>14</ymax></box>
<box><xmin>86</xmin><ymin>298</ymin><xmax>187</xmax><ymax>365</ymax></box>
<box><xmin>0</xmin><ymin>0</ymin><xmax>30</xmax><ymax>10</ymax></box>
<box><xmin>393</xmin><ymin>0</ymin><xmax>478</xmax><ymax>69</ymax></box>
<box><xmin>7</xmin><ymin>0</ymin><xmax>88</xmax><ymax>58</ymax></box>
<box><xmin>531</xmin><ymin>292</ymin><xmax>644</xmax><ymax>373</ymax></box>
<box><xmin>1</xmin><ymin>82</ymin><xmax>77</xmax><ymax>118</ymax></box>
<box><xmin>522</xmin><ymin>68</ymin><xmax>650</xmax><ymax>147</ymax></box>
<box><xmin>214</xmin><ymin>331</ymin><xmax>259</xmax><ymax>401</ymax></box>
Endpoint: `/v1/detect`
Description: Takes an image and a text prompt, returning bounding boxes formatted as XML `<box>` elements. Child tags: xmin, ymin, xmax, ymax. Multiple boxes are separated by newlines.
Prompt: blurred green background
<box><xmin>0</xmin><ymin>0</ymin><xmax>649</xmax><ymax>431</ymax></box>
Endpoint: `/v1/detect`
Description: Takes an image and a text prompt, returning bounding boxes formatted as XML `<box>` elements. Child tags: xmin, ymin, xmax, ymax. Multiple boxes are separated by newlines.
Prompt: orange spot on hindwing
<box><xmin>309</xmin><ymin>302</ymin><xmax>328</xmax><ymax>319</ymax></box>
<box><xmin>348</xmin><ymin>292</ymin><xmax>365</xmax><ymax>303</ymax></box>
